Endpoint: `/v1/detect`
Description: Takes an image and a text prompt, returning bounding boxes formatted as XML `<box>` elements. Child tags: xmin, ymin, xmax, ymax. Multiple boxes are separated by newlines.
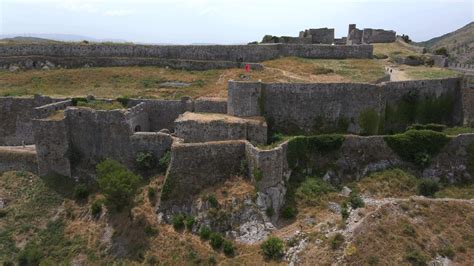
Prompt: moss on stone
<box><xmin>287</xmin><ymin>134</ymin><xmax>345</xmax><ymax>170</ymax></box>
<box><xmin>383</xmin><ymin>92</ymin><xmax>455</xmax><ymax>134</ymax></box>
<box><xmin>359</xmin><ymin>108</ymin><xmax>382</xmax><ymax>135</ymax></box>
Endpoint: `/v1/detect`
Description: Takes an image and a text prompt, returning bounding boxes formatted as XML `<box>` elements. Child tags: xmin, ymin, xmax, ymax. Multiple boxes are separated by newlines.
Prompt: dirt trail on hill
<box><xmin>387</xmin><ymin>67</ymin><xmax>410</xmax><ymax>81</ymax></box>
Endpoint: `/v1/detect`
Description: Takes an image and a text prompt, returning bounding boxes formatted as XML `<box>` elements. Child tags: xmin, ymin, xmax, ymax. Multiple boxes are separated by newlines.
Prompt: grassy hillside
<box><xmin>417</xmin><ymin>22</ymin><xmax>474</xmax><ymax>64</ymax></box>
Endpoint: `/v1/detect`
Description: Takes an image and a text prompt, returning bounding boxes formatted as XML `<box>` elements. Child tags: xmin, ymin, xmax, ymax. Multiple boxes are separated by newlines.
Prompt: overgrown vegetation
<box><xmin>136</xmin><ymin>151</ymin><xmax>157</xmax><ymax>171</ymax></box>
<box><xmin>357</xmin><ymin>169</ymin><xmax>419</xmax><ymax>198</ymax></box>
<box><xmin>76</xmin><ymin>100</ymin><xmax>125</xmax><ymax>110</ymax></box>
<box><xmin>383</xmin><ymin>92</ymin><xmax>456</xmax><ymax>134</ymax></box>
<box><xmin>286</xmin><ymin>134</ymin><xmax>344</xmax><ymax>170</ymax></box>
<box><xmin>260</xmin><ymin>236</ymin><xmax>285</xmax><ymax>260</ymax></box>
<box><xmin>384</xmin><ymin>130</ymin><xmax>450</xmax><ymax>168</ymax></box>
<box><xmin>417</xmin><ymin>179</ymin><xmax>440</xmax><ymax>197</ymax></box>
<box><xmin>96</xmin><ymin>159</ymin><xmax>142</xmax><ymax>210</ymax></box>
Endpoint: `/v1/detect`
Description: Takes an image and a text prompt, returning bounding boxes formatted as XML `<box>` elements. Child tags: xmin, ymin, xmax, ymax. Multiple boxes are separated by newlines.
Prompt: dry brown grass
<box><xmin>346</xmin><ymin>199</ymin><xmax>474</xmax><ymax>265</ymax></box>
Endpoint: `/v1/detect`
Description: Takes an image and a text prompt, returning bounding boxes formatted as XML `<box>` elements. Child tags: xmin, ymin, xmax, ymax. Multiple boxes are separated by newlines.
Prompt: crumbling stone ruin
<box><xmin>347</xmin><ymin>24</ymin><xmax>396</xmax><ymax>44</ymax></box>
<box><xmin>261</xmin><ymin>24</ymin><xmax>396</xmax><ymax>45</ymax></box>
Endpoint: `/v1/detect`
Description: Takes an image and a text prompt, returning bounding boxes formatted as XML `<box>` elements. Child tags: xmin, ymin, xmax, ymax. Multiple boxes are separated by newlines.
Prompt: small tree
<box><xmin>96</xmin><ymin>159</ymin><xmax>142</xmax><ymax>210</ymax></box>
<box><xmin>136</xmin><ymin>151</ymin><xmax>157</xmax><ymax>171</ymax></box>
<box><xmin>417</xmin><ymin>179</ymin><xmax>439</xmax><ymax>197</ymax></box>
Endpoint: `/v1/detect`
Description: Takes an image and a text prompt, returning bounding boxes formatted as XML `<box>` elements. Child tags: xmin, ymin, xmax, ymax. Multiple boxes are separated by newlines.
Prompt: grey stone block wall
<box><xmin>194</xmin><ymin>97</ymin><xmax>227</xmax><ymax>114</ymax></box>
<box><xmin>227</xmin><ymin>81</ymin><xmax>262</xmax><ymax>117</ymax></box>
<box><xmin>159</xmin><ymin>140</ymin><xmax>247</xmax><ymax>209</ymax></box>
<box><xmin>33</xmin><ymin>119</ymin><xmax>71</xmax><ymax>177</ymax></box>
<box><xmin>174</xmin><ymin>112</ymin><xmax>267</xmax><ymax>144</ymax></box>
<box><xmin>228</xmin><ymin>78</ymin><xmax>462</xmax><ymax>134</ymax></box>
<box><xmin>362</xmin><ymin>29</ymin><xmax>396</xmax><ymax>44</ymax></box>
<box><xmin>0</xmin><ymin>148</ymin><xmax>38</xmax><ymax>174</ymax></box>
<box><xmin>0</xmin><ymin>43</ymin><xmax>374</xmax><ymax>64</ymax></box>
<box><xmin>0</xmin><ymin>95</ymin><xmax>62</xmax><ymax>145</ymax></box>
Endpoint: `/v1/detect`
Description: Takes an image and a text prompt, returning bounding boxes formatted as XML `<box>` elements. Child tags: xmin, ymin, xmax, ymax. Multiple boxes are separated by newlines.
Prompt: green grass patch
<box><xmin>443</xmin><ymin>127</ymin><xmax>474</xmax><ymax>135</ymax></box>
<box><xmin>76</xmin><ymin>100</ymin><xmax>125</xmax><ymax>110</ymax></box>
<box><xmin>357</xmin><ymin>169</ymin><xmax>419</xmax><ymax>198</ymax></box>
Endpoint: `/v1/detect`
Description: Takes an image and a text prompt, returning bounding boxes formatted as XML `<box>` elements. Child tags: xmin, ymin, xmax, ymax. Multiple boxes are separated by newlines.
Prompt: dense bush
<box><xmin>405</xmin><ymin>249</ymin><xmax>427</xmax><ymax>265</ymax></box>
<box><xmin>207</xmin><ymin>194</ymin><xmax>219</xmax><ymax>208</ymax></box>
<box><xmin>417</xmin><ymin>179</ymin><xmax>439</xmax><ymax>197</ymax></box>
<box><xmin>406</xmin><ymin>123</ymin><xmax>446</xmax><ymax>132</ymax></box>
<box><xmin>135</xmin><ymin>152</ymin><xmax>157</xmax><ymax>171</ymax></box>
<box><xmin>147</xmin><ymin>187</ymin><xmax>156</xmax><ymax>202</ymax></box>
<box><xmin>313</xmin><ymin>67</ymin><xmax>334</xmax><ymax>75</ymax></box>
<box><xmin>401</xmin><ymin>34</ymin><xmax>411</xmax><ymax>43</ymax></box>
<box><xmin>434</xmin><ymin>47</ymin><xmax>448</xmax><ymax>57</ymax></box>
<box><xmin>223</xmin><ymin>240</ymin><xmax>236</xmax><ymax>257</ymax></box>
<box><xmin>281</xmin><ymin>205</ymin><xmax>298</xmax><ymax>219</ymax></box>
<box><xmin>172</xmin><ymin>214</ymin><xmax>185</xmax><ymax>230</ymax></box>
<box><xmin>18</xmin><ymin>245</ymin><xmax>42</xmax><ymax>265</ymax></box>
<box><xmin>295</xmin><ymin>177</ymin><xmax>335</xmax><ymax>203</ymax></box>
<box><xmin>199</xmin><ymin>226</ymin><xmax>211</xmax><ymax>240</ymax></box>
<box><xmin>384</xmin><ymin>130</ymin><xmax>450</xmax><ymax>168</ymax></box>
<box><xmin>96</xmin><ymin>159</ymin><xmax>142</xmax><ymax>210</ymax></box>
<box><xmin>349</xmin><ymin>193</ymin><xmax>365</xmax><ymax>209</ymax></box>
<box><xmin>184</xmin><ymin>216</ymin><xmax>195</xmax><ymax>231</ymax></box>
<box><xmin>90</xmin><ymin>200</ymin><xmax>102</xmax><ymax>218</ymax></box>
<box><xmin>287</xmin><ymin>134</ymin><xmax>344</xmax><ymax>170</ymax></box>
<box><xmin>260</xmin><ymin>236</ymin><xmax>285</xmax><ymax>260</ymax></box>
<box><xmin>330</xmin><ymin>233</ymin><xmax>345</xmax><ymax>249</ymax></box>
<box><xmin>158</xmin><ymin>151</ymin><xmax>171</xmax><ymax>172</ymax></box>
<box><xmin>209</xmin><ymin>232</ymin><xmax>224</xmax><ymax>249</ymax></box>
<box><xmin>116</xmin><ymin>96</ymin><xmax>130</xmax><ymax>107</ymax></box>
<box><xmin>73</xmin><ymin>184</ymin><xmax>89</xmax><ymax>200</ymax></box>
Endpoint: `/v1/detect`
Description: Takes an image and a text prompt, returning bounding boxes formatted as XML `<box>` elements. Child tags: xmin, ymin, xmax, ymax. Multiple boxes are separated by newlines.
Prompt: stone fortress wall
<box><xmin>228</xmin><ymin>78</ymin><xmax>463</xmax><ymax>134</ymax></box>
<box><xmin>0</xmin><ymin>43</ymin><xmax>373</xmax><ymax>71</ymax></box>
<box><xmin>1</xmin><ymin>75</ymin><xmax>474</xmax><ymax>220</ymax></box>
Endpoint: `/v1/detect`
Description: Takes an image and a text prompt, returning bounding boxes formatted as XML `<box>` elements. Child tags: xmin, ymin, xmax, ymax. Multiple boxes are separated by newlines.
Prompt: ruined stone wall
<box><xmin>228</xmin><ymin>78</ymin><xmax>462</xmax><ymax>134</ymax></box>
<box><xmin>159</xmin><ymin>140</ymin><xmax>247</xmax><ymax>209</ymax></box>
<box><xmin>0</xmin><ymin>147</ymin><xmax>38</xmax><ymax>174</ymax></box>
<box><xmin>307</xmin><ymin>28</ymin><xmax>335</xmax><ymax>44</ymax></box>
<box><xmin>0</xmin><ymin>95</ymin><xmax>61</xmax><ymax>145</ymax></box>
<box><xmin>0</xmin><ymin>43</ymin><xmax>374</xmax><ymax>64</ymax></box>
<box><xmin>174</xmin><ymin>112</ymin><xmax>267</xmax><ymax>144</ymax></box>
<box><xmin>362</xmin><ymin>29</ymin><xmax>396</xmax><ymax>44</ymax></box>
<box><xmin>130</xmin><ymin>132</ymin><xmax>173</xmax><ymax>163</ymax></box>
<box><xmin>33</xmin><ymin>119</ymin><xmax>71</xmax><ymax>177</ymax></box>
<box><xmin>0</xmin><ymin>56</ymin><xmax>265</xmax><ymax>71</ymax></box>
<box><xmin>129</xmin><ymin>97</ymin><xmax>227</xmax><ymax>132</ymax></box>
<box><xmin>34</xmin><ymin>100</ymin><xmax>72</xmax><ymax>119</ymax></box>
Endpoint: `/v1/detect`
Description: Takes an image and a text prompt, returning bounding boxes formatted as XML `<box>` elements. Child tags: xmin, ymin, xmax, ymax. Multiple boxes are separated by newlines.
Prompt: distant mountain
<box><xmin>0</xmin><ymin>34</ymin><xmax>129</xmax><ymax>44</ymax></box>
<box><xmin>416</xmin><ymin>22</ymin><xmax>474</xmax><ymax>64</ymax></box>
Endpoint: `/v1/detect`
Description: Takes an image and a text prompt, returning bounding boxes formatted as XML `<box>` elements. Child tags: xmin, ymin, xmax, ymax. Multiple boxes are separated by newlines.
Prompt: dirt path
<box><xmin>386</xmin><ymin>66</ymin><xmax>410</xmax><ymax>81</ymax></box>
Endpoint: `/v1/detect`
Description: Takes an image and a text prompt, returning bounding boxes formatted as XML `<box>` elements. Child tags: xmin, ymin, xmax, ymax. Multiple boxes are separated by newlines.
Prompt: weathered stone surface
<box><xmin>175</xmin><ymin>112</ymin><xmax>267</xmax><ymax>144</ymax></box>
<box><xmin>228</xmin><ymin>78</ymin><xmax>462</xmax><ymax>134</ymax></box>
<box><xmin>0</xmin><ymin>146</ymin><xmax>37</xmax><ymax>174</ymax></box>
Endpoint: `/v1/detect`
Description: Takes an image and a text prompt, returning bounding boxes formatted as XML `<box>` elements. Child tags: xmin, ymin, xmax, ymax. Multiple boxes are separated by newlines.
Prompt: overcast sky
<box><xmin>1</xmin><ymin>0</ymin><xmax>473</xmax><ymax>44</ymax></box>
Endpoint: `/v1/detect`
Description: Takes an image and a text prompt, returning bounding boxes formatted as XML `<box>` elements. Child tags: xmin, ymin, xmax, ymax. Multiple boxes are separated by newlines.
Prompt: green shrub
<box><xmin>136</xmin><ymin>152</ymin><xmax>157</xmax><ymax>170</ymax></box>
<box><xmin>73</xmin><ymin>184</ymin><xmax>89</xmax><ymax>200</ymax></box>
<box><xmin>438</xmin><ymin>246</ymin><xmax>455</xmax><ymax>259</ymax></box>
<box><xmin>295</xmin><ymin>177</ymin><xmax>335</xmax><ymax>203</ymax></box>
<box><xmin>96</xmin><ymin>159</ymin><xmax>142</xmax><ymax>210</ymax></box>
<box><xmin>266</xmin><ymin>207</ymin><xmax>275</xmax><ymax>217</ymax></box>
<box><xmin>405</xmin><ymin>249</ymin><xmax>427</xmax><ymax>265</ymax></box>
<box><xmin>373</xmin><ymin>53</ymin><xmax>388</xmax><ymax>59</ymax></box>
<box><xmin>172</xmin><ymin>214</ymin><xmax>185</xmax><ymax>230</ymax></box>
<box><xmin>90</xmin><ymin>200</ymin><xmax>102</xmax><ymax>218</ymax></box>
<box><xmin>253</xmin><ymin>168</ymin><xmax>263</xmax><ymax>182</ymax></box>
<box><xmin>147</xmin><ymin>187</ymin><xmax>156</xmax><ymax>201</ymax></box>
<box><xmin>313</xmin><ymin>67</ymin><xmax>334</xmax><ymax>75</ymax></box>
<box><xmin>158</xmin><ymin>151</ymin><xmax>171</xmax><ymax>172</ymax></box>
<box><xmin>403</xmin><ymin>223</ymin><xmax>417</xmax><ymax>237</ymax></box>
<box><xmin>199</xmin><ymin>226</ymin><xmax>211</xmax><ymax>240</ymax></box>
<box><xmin>209</xmin><ymin>232</ymin><xmax>224</xmax><ymax>249</ymax></box>
<box><xmin>260</xmin><ymin>236</ymin><xmax>285</xmax><ymax>260</ymax></box>
<box><xmin>223</xmin><ymin>240</ymin><xmax>236</xmax><ymax>257</ymax></box>
<box><xmin>384</xmin><ymin>130</ymin><xmax>450</xmax><ymax>168</ymax></box>
<box><xmin>281</xmin><ymin>206</ymin><xmax>297</xmax><ymax>219</ymax></box>
<box><xmin>406</xmin><ymin>123</ymin><xmax>446</xmax><ymax>132</ymax></box>
<box><xmin>349</xmin><ymin>194</ymin><xmax>365</xmax><ymax>209</ymax></box>
<box><xmin>0</xmin><ymin>209</ymin><xmax>8</xmax><ymax>218</ymax></box>
<box><xmin>330</xmin><ymin>233</ymin><xmax>345</xmax><ymax>250</ymax></box>
<box><xmin>417</xmin><ymin>179</ymin><xmax>439</xmax><ymax>197</ymax></box>
<box><xmin>434</xmin><ymin>47</ymin><xmax>448</xmax><ymax>57</ymax></box>
<box><xmin>143</xmin><ymin>225</ymin><xmax>158</xmax><ymax>237</ymax></box>
<box><xmin>116</xmin><ymin>96</ymin><xmax>130</xmax><ymax>107</ymax></box>
<box><xmin>71</xmin><ymin>97</ymin><xmax>87</xmax><ymax>106</ymax></box>
<box><xmin>207</xmin><ymin>194</ymin><xmax>219</xmax><ymax>208</ymax></box>
<box><xmin>185</xmin><ymin>216</ymin><xmax>195</xmax><ymax>231</ymax></box>
<box><xmin>341</xmin><ymin>205</ymin><xmax>349</xmax><ymax>220</ymax></box>
<box><xmin>18</xmin><ymin>244</ymin><xmax>42</xmax><ymax>265</ymax></box>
